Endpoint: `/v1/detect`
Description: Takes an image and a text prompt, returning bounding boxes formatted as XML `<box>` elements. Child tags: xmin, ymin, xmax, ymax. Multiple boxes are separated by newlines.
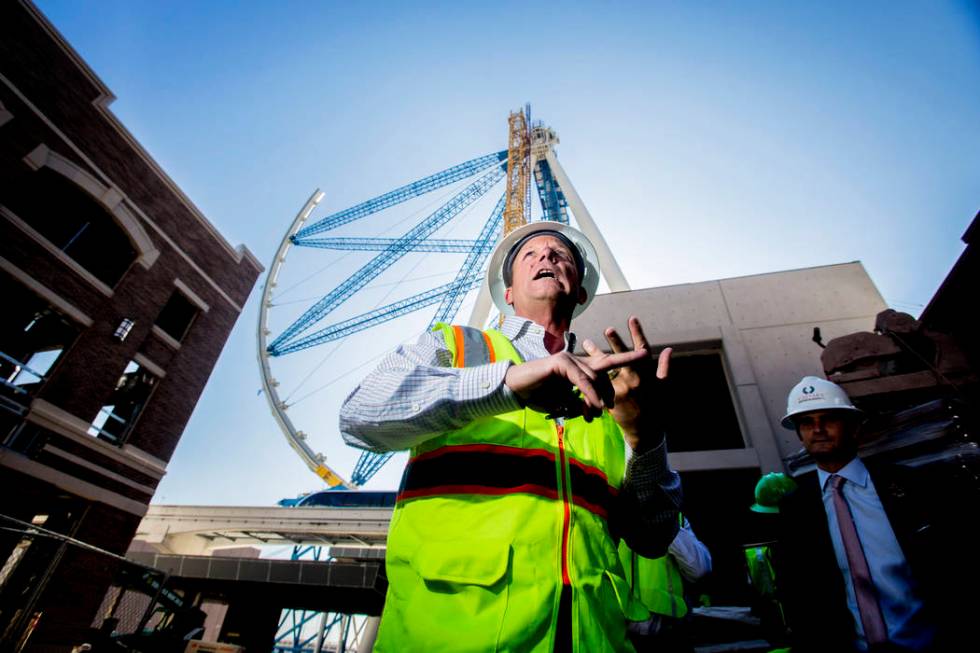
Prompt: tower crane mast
<box><xmin>503</xmin><ymin>107</ymin><xmax>532</xmax><ymax>235</ymax></box>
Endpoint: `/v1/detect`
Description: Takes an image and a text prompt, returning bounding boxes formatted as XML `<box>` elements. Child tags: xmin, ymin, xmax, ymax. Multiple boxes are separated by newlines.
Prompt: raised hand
<box><xmin>584</xmin><ymin>315</ymin><xmax>672</xmax><ymax>450</ymax></box>
<box><xmin>504</xmin><ymin>347</ymin><xmax>647</xmax><ymax>422</ymax></box>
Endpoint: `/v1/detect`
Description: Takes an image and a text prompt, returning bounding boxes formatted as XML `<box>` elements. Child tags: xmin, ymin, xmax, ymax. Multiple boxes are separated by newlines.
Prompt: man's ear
<box><xmin>504</xmin><ymin>287</ymin><xmax>514</xmax><ymax>306</ymax></box>
<box><xmin>577</xmin><ymin>286</ymin><xmax>588</xmax><ymax>306</ymax></box>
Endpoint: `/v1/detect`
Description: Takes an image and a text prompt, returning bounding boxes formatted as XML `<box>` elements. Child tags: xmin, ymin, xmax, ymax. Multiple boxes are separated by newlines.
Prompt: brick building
<box><xmin>0</xmin><ymin>1</ymin><xmax>262</xmax><ymax>649</ymax></box>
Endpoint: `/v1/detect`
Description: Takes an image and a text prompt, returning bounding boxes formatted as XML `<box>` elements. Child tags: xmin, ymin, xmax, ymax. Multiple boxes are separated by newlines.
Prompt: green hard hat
<box><xmin>750</xmin><ymin>472</ymin><xmax>797</xmax><ymax>513</ymax></box>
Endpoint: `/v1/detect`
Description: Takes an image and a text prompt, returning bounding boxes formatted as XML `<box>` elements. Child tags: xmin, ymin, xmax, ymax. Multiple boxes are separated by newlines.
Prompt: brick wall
<box><xmin>0</xmin><ymin>2</ymin><xmax>263</xmax><ymax>648</ymax></box>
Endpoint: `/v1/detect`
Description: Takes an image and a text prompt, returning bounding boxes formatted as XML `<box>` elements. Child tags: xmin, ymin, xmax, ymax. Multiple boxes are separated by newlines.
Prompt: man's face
<box><xmin>504</xmin><ymin>235</ymin><xmax>586</xmax><ymax>313</ymax></box>
<box><xmin>793</xmin><ymin>410</ymin><xmax>859</xmax><ymax>464</ymax></box>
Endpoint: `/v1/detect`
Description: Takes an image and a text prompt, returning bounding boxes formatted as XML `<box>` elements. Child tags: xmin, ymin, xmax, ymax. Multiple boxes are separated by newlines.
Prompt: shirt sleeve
<box><xmin>668</xmin><ymin>516</ymin><xmax>713</xmax><ymax>582</ymax></box>
<box><xmin>610</xmin><ymin>437</ymin><xmax>683</xmax><ymax>558</ymax></box>
<box><xmin>339</xmin><ymin>329</ymin><xmax>522</xmax><ymax>452</ymax></box>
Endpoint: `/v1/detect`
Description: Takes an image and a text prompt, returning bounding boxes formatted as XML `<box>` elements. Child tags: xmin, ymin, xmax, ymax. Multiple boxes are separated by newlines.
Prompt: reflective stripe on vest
<box><xmin>399</xmin><ymin>442</ymin><xmax>620</xmax><ymax>520</ymax></box>
<box><xmin>451</xmin><ymin>324</ymin><xmax>496</xmax><ymax>367</ymax></box>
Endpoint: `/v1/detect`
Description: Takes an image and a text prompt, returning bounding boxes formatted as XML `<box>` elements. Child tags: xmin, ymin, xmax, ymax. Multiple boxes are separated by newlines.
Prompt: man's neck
<box><xmin>815</xmin><ymin>455</ymin><xmax>857</xmax><ymax>475</ymax></box>
<box><xmin>514</xmin><ymin>309</ymin><xmax>571</xmax><ymax>354</ymax></box>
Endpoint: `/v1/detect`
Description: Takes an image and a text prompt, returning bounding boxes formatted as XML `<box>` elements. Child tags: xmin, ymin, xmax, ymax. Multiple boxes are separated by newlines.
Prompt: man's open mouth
<box><xmin>534</xmin><ymin>269</ymin><xmax>556</xmax><ymax>279</ymax></box>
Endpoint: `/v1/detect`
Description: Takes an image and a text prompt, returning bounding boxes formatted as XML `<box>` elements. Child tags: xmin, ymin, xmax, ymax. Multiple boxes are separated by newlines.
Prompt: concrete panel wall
<box><xmin>720</xmin><ymin>263</ymin><xmax>886</xmax><ymax>329</ymax></box>
<box><xmin>595</xmin><ymin>281</ymin><xmax>733</xmax><ymax>335</ymax></box>
<box><xmin>574</xmin><ymin>262</ymin><xmax>887</xmax><ymax>474</ymax></box>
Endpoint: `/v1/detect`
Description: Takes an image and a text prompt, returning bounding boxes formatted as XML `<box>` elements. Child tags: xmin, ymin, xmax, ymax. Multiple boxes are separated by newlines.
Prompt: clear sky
<box><xmin>34</xmin><ymin>0</ymin><xmax>980</xmax><ymax>504</ymax></box>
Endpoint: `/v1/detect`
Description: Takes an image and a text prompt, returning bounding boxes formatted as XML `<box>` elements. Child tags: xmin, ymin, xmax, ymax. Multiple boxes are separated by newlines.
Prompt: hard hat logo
<box><xmin>797</xmin><ymin>391</ymin><xmax>826</xmax><ymax>404</ymax></box>
<box><xmin>780</xmin><ymin>376</ymin><xmax>862</xmax><ymax>429</ymax></box>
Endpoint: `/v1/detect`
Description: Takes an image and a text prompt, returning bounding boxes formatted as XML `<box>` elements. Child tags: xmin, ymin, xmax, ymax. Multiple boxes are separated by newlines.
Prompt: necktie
<box><xmin>829</xmin><ymin>474</ymin><xmax>888</xmax><ymax>646</ymax></box>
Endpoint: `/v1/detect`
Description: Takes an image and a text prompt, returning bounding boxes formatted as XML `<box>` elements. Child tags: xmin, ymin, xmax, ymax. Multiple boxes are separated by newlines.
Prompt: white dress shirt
<box><xmin>669</xmin><ymin>516</ymin><xmax>712</xmax><ymax>582</ymax></box>
<box><xmin>817</xmin><ymin>458</ymin><xmax>935</xmax><ymax>651</ymax></box>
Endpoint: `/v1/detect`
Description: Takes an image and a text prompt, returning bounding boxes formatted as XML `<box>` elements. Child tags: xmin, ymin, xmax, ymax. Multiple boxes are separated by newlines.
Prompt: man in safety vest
<box><xmin>743</xmin><ymin>472</ymin><xmax>796</xmax><ymax>646</ymax></box>
<box><xmin>618</xmin><ymin>514</ymin><xmax>712</xmax><ymax>652</ymax></box>
<box><xmin>341</xmin><ymin>221</ymin><xmax>683</xmax><ymax>652</ymax></box>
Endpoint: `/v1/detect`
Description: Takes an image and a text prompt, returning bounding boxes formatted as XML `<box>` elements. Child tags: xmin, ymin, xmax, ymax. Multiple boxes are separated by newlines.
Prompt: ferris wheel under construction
<box><xmin>257</xmin><ymin>107</ymin><xmax>630</xmax><ymax>489</ymax></box>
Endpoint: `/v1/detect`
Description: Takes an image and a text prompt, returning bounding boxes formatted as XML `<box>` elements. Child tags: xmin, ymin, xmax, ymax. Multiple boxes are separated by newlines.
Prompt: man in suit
<box><xmin>775</xmin><ymin>376</ymin><xmax>974</xmax><ymax>652</ymax></box>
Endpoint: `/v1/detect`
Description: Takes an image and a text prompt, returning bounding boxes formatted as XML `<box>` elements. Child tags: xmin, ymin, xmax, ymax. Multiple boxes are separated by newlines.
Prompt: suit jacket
<box><xmin>774</xmin><ymin>460</ymin><xmax>977</xmax><ymax>652</ymax></box>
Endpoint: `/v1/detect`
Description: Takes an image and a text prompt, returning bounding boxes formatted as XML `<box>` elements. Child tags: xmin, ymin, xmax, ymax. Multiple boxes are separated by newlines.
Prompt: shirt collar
<box><xmin>498</xmin><ymin>315</ymin><xmax>575</xmax><ymax>352</ymax></box>
<box><xmin>818</xmin><ymin>456</ymin><xmax>869</xmax><ymax>492</ymax></box>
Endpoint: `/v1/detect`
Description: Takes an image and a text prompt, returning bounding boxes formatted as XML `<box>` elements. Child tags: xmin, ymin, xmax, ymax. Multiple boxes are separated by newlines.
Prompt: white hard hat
<box><xmin>780</xmin><ymin>376</ymin><xmax>863</xmax><ymax>429</ymax></box>
<box><xmin>487</xmin><ymin>220</ymin><xmax>600</xmax><ymax>318</ymax></box>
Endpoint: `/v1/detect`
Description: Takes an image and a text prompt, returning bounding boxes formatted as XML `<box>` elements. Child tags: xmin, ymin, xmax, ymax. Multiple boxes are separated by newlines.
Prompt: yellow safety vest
<box><xmin>375</xmin><ymin>324</ymin><xmax>647</xmax><ymax>653</ymax></box>
<box><xmin>618</xmin><ymin>514</ymin><xmax>688</xmax><ymax>619</ymax></box>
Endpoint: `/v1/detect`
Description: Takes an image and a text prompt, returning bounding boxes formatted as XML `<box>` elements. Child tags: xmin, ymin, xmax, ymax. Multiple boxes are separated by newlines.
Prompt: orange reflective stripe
<box><xmin>452</xmin><ymin>325</ymin><xmax>466</xmax><ymax>368</ymax></box>
<box><xmin>452</xmin><ymin>325</ymin><xmax>493</xmax><ymax>367</ymax></box>
<box><xmin>482</xmin><ymin>330</ymin><xmax>496</xmax><ymax>363</ymax></box>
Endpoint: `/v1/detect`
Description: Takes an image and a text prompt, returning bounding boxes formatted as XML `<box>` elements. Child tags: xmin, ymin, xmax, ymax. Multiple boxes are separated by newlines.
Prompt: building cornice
<box><xmin>27</xmin><ymin>398</ymin><xmax>167</xmax><ymax>481</ymax></box>
<box><xmin>17</xmin><ymin>0</ymin><xmax>262</xmax><ymax>275</ymax></box>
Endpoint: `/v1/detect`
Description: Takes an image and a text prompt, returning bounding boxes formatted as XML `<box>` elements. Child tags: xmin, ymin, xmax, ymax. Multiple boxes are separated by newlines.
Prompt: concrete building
<box><xmin>573</xmin><ymin>260</ymin><xmax>888</xmax><ymax>599</ymax></box>
<box><xmin>0</xmin><ymin>1</ymin><xmax>262</xmax><ymax>649</ymax></box>
<box><xmin>920</xmin><ymin>211</ymin><xmax>978</xmax><ymax>372</ymax></box>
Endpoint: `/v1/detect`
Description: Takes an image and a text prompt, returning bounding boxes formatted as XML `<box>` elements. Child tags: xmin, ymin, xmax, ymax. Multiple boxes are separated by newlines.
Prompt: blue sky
<box><xmin>35</xmin><ymin>1</ymin><xmax>980</xmax><ymax>504</ymax></box>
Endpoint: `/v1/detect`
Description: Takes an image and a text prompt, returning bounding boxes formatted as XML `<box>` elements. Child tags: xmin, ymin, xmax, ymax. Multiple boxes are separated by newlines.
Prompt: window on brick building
<box><xmin>3</xmin><ymin>168</ymin><xmax>137</xmax><ymax>287</ymax></box>
<box><xmin>87</xmin><ymin>360</ymin><xmax>158</xmax><ymax>444</ymax></box>
<box><xmin>1</xmin><ymin>274</ymin><xmax>79</xmax><ymax>424</ymax></box>
<box><xmin>155</xmin><ymin>290</ymin><xmax>199</xmax><ymax>342</ymax></box>
<box><xmin>662</xmin><ymin>349</ymin><xmax>745</xmax><ymax>452</ymax></box>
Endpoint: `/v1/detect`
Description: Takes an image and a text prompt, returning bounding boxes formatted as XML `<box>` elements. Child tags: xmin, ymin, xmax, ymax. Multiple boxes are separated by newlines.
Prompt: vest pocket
<box><xmin>416</xmin><ymin>539</ymin><xmax>512</xmax><ymax>587</ymax></box>
<box><xmin>387</xmin><ymin>539</ymin><xmax>512</xmax><ymax>652</ymax></box>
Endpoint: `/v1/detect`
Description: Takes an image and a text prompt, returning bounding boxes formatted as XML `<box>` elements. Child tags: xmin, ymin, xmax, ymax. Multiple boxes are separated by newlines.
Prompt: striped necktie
<box><xmin>829</xmin><ymin>474</ymin><xmax>888</xmax><ymax>646</ymax></box>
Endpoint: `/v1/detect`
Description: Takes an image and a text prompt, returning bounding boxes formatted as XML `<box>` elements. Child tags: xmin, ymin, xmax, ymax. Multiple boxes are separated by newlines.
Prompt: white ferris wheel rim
<box><xmin>256</xmin><ymin>188</ymin><xmax>353</xmax><ymax>489</ymax></box>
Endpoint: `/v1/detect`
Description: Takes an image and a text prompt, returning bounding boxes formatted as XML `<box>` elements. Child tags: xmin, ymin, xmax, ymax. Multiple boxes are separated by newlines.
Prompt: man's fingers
<box><xmin>569</xmin><ymin>359</ymin><xmax>614</xmax><ymax>418</ymax></box>
<box><xmin>575</xmin><ymin>346</ymin><xmax>643</xmax><ymax>375</ymax></box>
<box><xmin>604</xmin><ymin>327</ymin><xmax>628</xmax><ymax>354</ymax></box>
<box><xmin>656</xmin><ymin>347</ymin><xmax>672</xmax><ymax>380</ymax></box>
<box><xmin>597</xmin><ymin>349</ymin><xmax>647</xmax><ymax>371</ymax></box>
<box><xmin>628</xmin><ymin>316</ymin><xmax>650</xmax><ymax>351</ymax></box>
<box><xmin>581</xmin><ymin>339</ymin><xmax>604</xmax><ymax>365</ymax></box>
<box><xmin>562</xmin><ymin>352</ymin><xmax>597</xmax><ymax>381</ymax></box>
<box><xmin>564</xmin><ymin>361</ymin><xmax>603</xmax><ymax>408</ymax></box>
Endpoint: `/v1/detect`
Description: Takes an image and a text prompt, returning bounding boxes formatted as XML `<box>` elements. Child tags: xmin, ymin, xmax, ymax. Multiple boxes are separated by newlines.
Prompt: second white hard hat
<box><xmin>781</xmin><ymin>376</ymin><xmax>863</xmax><ymax>429</ymax></box>
<box><xmin>486</xmin><ymin>221</ymin><xmax>600</xmax><ymax>318</ymax></box>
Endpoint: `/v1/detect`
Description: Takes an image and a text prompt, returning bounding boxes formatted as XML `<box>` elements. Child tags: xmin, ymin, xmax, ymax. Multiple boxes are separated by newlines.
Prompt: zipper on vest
<box><xmin>556</xmin><ymin>422</ymin><xmax>572</xmax><ymax>586</ymax></box>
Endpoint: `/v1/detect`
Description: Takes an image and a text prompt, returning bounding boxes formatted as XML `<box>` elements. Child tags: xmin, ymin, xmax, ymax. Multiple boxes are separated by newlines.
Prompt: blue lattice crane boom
<box><xmin>294</xmin><ymin>151</ymin><xmax>507</xmax><ymax>239</ymax></box>
<box><xmin>296</xmin><ymin>237</ymin><xmax>494</xmax><ymax>253</ymax></box>
<box><xmin>269</xmin><ymin>164</ymin><xmax>505</xmax><ymax>355</ymax></box>
<box><xmin>272</xmin><ymin>272</ymin><xmax>485</xmax><ymax>356</ymax></box>
<box><xmin>351</xmin><ymin>450</ymin><xmax>394</xmax><ymax>488</ymax></box>
<box><xmin>346</xmin><ymin>198</ymin><xmax>504</xmax><ymax>487</ymax></box>
<box><xmin>430</xmin><ymin>194</ymin><xmax>505</xmax><ymax>326</ymax></box>
<box><xmin>274</xmin><ymin>196</ymin><xmax>505</xmax><ymax>357</ymax></box>
<box><xmin>533</xmin><ymin>158</ymin><xmax>570</xmax><ymax>224</ymax></box>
